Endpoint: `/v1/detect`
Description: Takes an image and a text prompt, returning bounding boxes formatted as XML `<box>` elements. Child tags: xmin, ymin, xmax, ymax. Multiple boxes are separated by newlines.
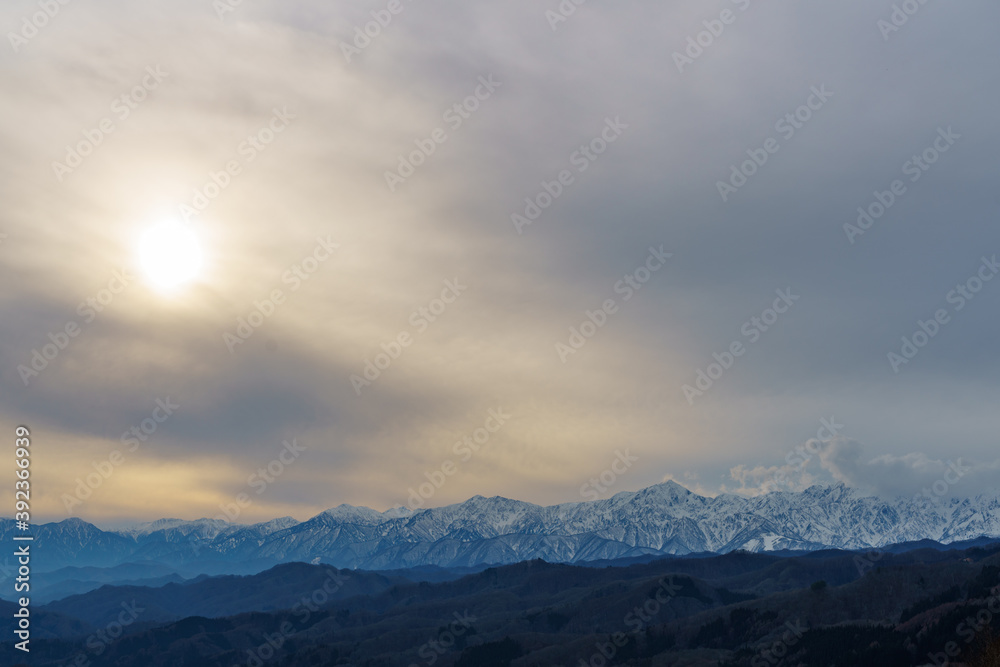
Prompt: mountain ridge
<box><xmin>7</xmin><ymin>481</ymin><xmax>1000</xmax><ymax>573</ymax></box>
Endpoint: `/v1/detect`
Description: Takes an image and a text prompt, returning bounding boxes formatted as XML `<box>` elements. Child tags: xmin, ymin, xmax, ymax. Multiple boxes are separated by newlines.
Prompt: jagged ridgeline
<box><xmin>2</xmin><ymin>482</ymin><xmax>999</xmax><ymax>573</ymax></box>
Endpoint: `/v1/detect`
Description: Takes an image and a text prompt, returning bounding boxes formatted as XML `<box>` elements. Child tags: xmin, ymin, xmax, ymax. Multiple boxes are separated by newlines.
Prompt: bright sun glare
<box><xmin>137</xmin><ymin>221</ymin><xmax>205</xmax><ymax>291</ymax></box>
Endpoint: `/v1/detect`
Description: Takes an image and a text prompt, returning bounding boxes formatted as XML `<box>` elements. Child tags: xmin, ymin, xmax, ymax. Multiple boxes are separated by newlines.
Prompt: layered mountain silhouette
<box><xmin>5</xmin><ymin>482</ymin><xmax>999</xmax><ymax>577</ymax></box>
<box><xmin>3</xmin><ymin>544</ymin><xmax>1000</xmax><ymax>667</ymax></box>
<box><xmin>1</xmin><ymin>482</ymin><xmax>999</xmax><ymax>666</ymax></box>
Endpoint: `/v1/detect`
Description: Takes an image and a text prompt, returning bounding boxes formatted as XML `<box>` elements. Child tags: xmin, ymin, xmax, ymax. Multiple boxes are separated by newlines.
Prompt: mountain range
<box><xmin>7</xmin><ymin>481</ymin><xmax>1000</xmax><ymax>575</ymax></box>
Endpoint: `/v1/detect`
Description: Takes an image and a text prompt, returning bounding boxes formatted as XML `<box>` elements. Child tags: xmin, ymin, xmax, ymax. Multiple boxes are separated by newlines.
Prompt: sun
<box><xmin>137</xmin><ymin>220</ymin><xmax>205</xmax><ymax>292</ymax></box>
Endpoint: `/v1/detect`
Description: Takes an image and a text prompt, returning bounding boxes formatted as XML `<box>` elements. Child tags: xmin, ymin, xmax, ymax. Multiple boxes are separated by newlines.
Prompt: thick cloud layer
<box><xmin>1</xmin><ymin>0</ymin><xmax>998</xmax><ymax>524</ymax></box>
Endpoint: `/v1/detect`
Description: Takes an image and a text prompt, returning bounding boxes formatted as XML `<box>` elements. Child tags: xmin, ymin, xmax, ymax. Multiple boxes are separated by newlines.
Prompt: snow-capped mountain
<box><xmin>6</xmin><ymin>482</ymin><xmax>1000</xmax><ymax>572</ymax></box>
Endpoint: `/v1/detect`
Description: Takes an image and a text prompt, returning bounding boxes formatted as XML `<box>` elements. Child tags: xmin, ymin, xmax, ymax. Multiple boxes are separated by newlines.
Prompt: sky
<box><xmin>1</xmin><ymin>0</ymin><xmax>999</xmax><ymax>526</ymax></box>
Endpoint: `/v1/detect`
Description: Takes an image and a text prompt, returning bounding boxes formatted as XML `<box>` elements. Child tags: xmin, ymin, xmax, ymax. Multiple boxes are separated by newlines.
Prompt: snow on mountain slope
<box><xmin>7</xmin><ymin>482</ymin><xmax>999</xmax><ymax>571</ymax></box>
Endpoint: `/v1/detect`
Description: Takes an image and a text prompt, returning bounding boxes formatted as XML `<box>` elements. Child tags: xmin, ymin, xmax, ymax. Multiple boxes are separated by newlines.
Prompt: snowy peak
<box><xmin>314</xmin><ymin>504</ymin><xmax>389</xmax><ymax>525</ymax></box>
<box><xmin>632</xmin><ymin>480</ymin><xmax>697</xmax><ymax>505</ymax></box>
<box><xmin>21</xmin><ymin>481</ymin><xmax>1000</xmax><ymax>572</ymax></box>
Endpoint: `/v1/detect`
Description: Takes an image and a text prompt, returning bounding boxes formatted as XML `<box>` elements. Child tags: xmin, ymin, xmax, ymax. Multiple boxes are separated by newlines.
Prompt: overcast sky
<box><xmin>2</xmin><ymin>0</ymin><xmax>999</xmax><ymax>526</ymax></box>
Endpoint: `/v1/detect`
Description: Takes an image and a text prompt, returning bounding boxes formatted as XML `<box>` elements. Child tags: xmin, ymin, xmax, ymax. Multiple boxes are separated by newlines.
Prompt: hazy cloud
<box><xmin>1</xmin><ymin>0</ymin><xmax>998</xmax><ymax>524</ymax></box>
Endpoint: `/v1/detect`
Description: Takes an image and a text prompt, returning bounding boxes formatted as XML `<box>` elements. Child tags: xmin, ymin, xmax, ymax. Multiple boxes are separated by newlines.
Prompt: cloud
<box><xmin>817</xmin><ymin>438</ymin><xmax>1000</xmax><ymax>500</ymax></box>
<box><xmin>1</xmin><ymin>0</ymin><xmax>999</xmax><ymax>523</ymax></box>
<box><xmin>725</xmin><ymin>437</ymin><xmax>1000</xmax><ymax>501</ymax></box>
<box><xmin>726</xmin><ymin>461</ymin><xmax>821</xmax><ymax>497</ymax></box>
<box><xmin>662</xmin><ymin>471</ymin><xmax>715</xmax><ymax>497</ymax></box>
